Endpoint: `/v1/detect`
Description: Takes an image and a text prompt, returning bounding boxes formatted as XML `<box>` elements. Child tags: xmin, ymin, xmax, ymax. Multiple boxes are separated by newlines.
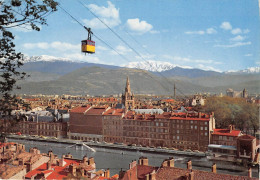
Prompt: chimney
<box><xmin>212</xmin><ymin>163</ymin><xmax>217</xmax><ymax>173</ymax></box>
<box><xmin>162</xmin><ymin>160</ymin><xmax>168</xmax><ymax>167</ymax></box>
<box><xmin>129</xmin><ymin>160</ymin><xmax>137</xmax><ymax>169</ymax></box>
<box><xmin>26</xmin><ymin>163</ymin><xmax>32</xmax><ymax>172</ymax></box>
<box><xmin>83</xmin><ymin>156</ymin><xmax>88</xmax><ymax>164</ymax></box>
<box><xmin>229</xmin><ymin>125</ymin><xmax>233</xmax><ymax>132</ymax></box>
<box><xmin>138</xmin><ymin>157</ymin><xmax>148</xmax><ymax>166</ymax></box>
<box><xmin>19</xmin><ymin>159</ymin><xmax>24</xmax><ymax>166</ymax></box>
<box><xmin>36</xmin><ymin>149</ymin><xmax>40</xmax><ymax>154</ymax></box>
<box><xmin>59</xmin><ymin>155</ymin><xmax>65</xmax><ymax>167</ymax></box>
<box><xmin>88</xmin><ymin>157</ymin><xmax>95</xmax><ymax>165</ymax></box>
<box><xmin>146</xmin><ymin>170</ymin><xmax>156</xmax><ymax>180</ymax></box>
<box><xmin>81</xmin><ymin>168</ymin><xmax>85</xmax><ymax>177</ymax></box>
<box><xmin>69</xmin><ymin>164</ymin><xmax>76</xmax><ymax>176</ymax></box>
<box><xmin>65</xmin><ymin>153</ymin><xmax>73</xmax><ymax>159</ymax></box>
<box><xmin>187</xmin><ymin>160</ymin><xmax>192</xmax><ymax>170</ymax></box>
<box><xmin>248</xmin><ymin>167</ymin><xmax>252</xmax><ymax>178</ymax></box>
<box><xmin>47</xmin><ymin>161</ymin><xmax>52</xmax><ymax>170</ymax></box>
<box><xmin>104</xmin><ymin>169</ymin><xmax>110</xmax><ymax>178</ymax></box>
<box><xmin>189</xmin><ymin>170</ymin><xmax>194</xmax><ymax>180</ymax></box>
<box><xmin>168</xmin><ymin>157</ymin><xmax>174</xmax><ymax>167</ymax></box>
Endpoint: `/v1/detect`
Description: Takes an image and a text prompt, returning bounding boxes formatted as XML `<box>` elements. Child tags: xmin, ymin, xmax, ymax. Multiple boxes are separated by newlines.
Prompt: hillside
<box><xmin>16</xmin><ymin>67</ymin><xmax>206</xmax><ymax>95</ymax></box>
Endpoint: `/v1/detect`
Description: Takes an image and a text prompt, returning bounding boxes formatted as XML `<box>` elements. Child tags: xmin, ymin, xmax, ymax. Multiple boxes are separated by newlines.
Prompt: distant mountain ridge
<box><xmin>15</xmin><ymin>55</ymin><xmax>259</xmax><ymax>95</ymax></box>
<box><xmin>226</xmin><ymin>67</ymin><xmax>260</xmax><ymax>74</ymax></box>
<box><xmin>124</xmin><ymin>60</ymin><xmax>192</xmax><ymax>72</ymax></box>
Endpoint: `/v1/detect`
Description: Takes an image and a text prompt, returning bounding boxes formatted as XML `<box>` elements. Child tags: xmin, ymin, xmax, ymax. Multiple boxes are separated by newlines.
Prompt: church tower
<box><xmin>122</xmin><ymin>76</ymin><xmax>135</xmax><ymax>110</ymax></box>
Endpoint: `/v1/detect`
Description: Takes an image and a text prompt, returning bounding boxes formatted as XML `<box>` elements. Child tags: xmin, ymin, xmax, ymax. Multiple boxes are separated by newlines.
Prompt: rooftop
<box><xmin>212</xmin><ymin>129</ymin><xmax>241</xmax><ymax>137</ymax></box>
<box><xmin>70</xmin><ymin>105</ymin><xmax>91</xmax><ymax>113</ymax></box>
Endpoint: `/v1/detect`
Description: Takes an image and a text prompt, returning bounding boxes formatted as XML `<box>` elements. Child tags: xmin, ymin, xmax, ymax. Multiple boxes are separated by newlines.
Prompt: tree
<box><xmin>0</xmin><ymin>0</ymin><xmax>58</xmax><ymax>141</ymax></box>
<box><xmin>201</xmin><ymin>96</ymin><xmax>259</xmax><ymax>136</ymax></box>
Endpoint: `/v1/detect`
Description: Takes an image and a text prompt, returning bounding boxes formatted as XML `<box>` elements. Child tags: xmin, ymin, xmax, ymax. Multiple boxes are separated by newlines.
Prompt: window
<box><xmin>200</xmin><ymin>127</ymin><xmax>203</xmax><ymax>130</ymax></box>
<box><xmin>205</xmin><ymin>127</ymin><xmax>208</xmax><ymax>130</ymax></box>
<box><xmin>191</xmin><ymin>125</ymin><xmax>193</xmax><ymax>129</ymax></box>
<box><xmin>205</xmin><ymin>132</ymin><xmax>208</xmax><ymax>136</ymax></box>
<box><xmin>191</xmin><ymin>120</ymin><xmax>193</xmax><ymax>124</ymax></box>
<box><xmin>205</xmin><ymin>122</ymin><xmax>208</xmax><ymax>125</ymax></box>
<box><xmin>177</xmin><ymin>130</ymin><xmax>179</xmax><ymax>133</ymax></box>
<box><xmin>177</xmin><ymin>136</ymin><xmax>179</xmax><ymax>140</ymax></box>
<box><xmin>156</xmin><ymin>122</ymin><xmax>159</xmax><ymax>126</ymax></box>
<box><xmin>195</xmin><ymin>126</ymin><xmax>197</xmax><ymax>129</ymax></box>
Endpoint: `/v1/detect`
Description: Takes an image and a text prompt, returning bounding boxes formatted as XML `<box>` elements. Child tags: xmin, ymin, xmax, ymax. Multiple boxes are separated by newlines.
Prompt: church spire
<box><xmin>125</xmin><ymin>76</ymin><xmax>131</xmax><ymax>93</ymax></box>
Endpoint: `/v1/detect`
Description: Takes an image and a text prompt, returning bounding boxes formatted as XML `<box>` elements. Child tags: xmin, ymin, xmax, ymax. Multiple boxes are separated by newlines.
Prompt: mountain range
<box><xmin>15</xmin><ymin>55</ymin><xmax>260</xmax><ymax>96</ymax></box>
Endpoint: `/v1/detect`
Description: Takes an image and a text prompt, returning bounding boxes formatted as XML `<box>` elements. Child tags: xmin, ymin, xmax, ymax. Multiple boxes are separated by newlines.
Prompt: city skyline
<box><xmin>12</xmin><ymin>0</ymin><xmax>260</xmax><ymax>72</ymax></box>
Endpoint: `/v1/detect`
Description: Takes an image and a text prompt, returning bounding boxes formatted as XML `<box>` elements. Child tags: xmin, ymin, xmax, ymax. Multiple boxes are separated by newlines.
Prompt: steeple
<box><xmin>122</xmin><ymin>76</ymin><xmax>135</xmax><ymax>110</ymax></box>
<box><xmin>125</xmin><ymin>76</ymin><xmax>131</xmax><ymax>93</ymax></box>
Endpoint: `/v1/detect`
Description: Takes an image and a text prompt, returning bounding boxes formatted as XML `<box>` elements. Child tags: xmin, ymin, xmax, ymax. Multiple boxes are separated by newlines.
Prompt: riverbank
<box><xmin>7</xmin><ymin>134</ymin><xmax>207</xmax><ymax>157</ymax></box>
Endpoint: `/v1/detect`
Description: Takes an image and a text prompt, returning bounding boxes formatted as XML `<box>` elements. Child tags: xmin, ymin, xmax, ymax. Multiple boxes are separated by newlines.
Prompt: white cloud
<box><xmin>230</xmin><ymin>35</ymin><xmax>245</xmax><ymax>41</ymax></box>
<box><xmin>63</xmin><ymin>53</ymin><xmax>100</xmax><ymax>63</ymax></box>
<box><xmin>215</xmin><ymin>41</ymin><xmax>251</xmax><ymax>48</ymax></box>
<box><xmin>197</xmin><ymin>64</ymin><xmax>222</xmax><ymax>72</ymax></box>
<box><xmin>23</xmin><ymin>42</ymin><xmax>49</xmax><ymax>49</ymax></box>
<box><xmin>185</xmin><ymin>30</ymin><xmax>205</xmax><ymax>35</ymax></box>
<box><xmin>163</xmin><ymin>55</ymin><xmax>222</xmax><ymax>65</ymax></box>
<box><xmin>231</xmin><ymin>28</ymin><xmax>242</xmax><ymax>35</ymax></box>
<box><xmin>244</xmin><ymin>54</ymin><xmax>253</xmax><ymax>57</ymax></box>
<box><xmin>185</xmin><ymin>28</ymin><xmax>217</xmax><ymax>35</ymax></box>
<box><xmin>220</xmin><ymin>22</ymin><xmax>232</xmax><ymax>30</ymax></box>
<box><xmin>126</xmin><ymin>18</ymin><xmax>153</xmax><ymax>34</ymax></box>
<box><xmin>96</xmin><ymin>45</ymin><xmax>109</xmax><ymax>51</ymax></box>
<box><xmin>82</xmin><ymin>1</ymin><xmax>120</xmax><ymax>29</ymax></box>
<box><xmin>206</xmin><ymin>28</ymin><xmax>217</xmax><ymax>34</ymax></box>
<box><xmin>23</xmin><ymin>41</ymin><xmax>80</xmax><ymax>51</ymax></box>
<box><xmin>111</xmin><ymin>45</ymin><xmax>132</xmax><ymax>55</ymax></box>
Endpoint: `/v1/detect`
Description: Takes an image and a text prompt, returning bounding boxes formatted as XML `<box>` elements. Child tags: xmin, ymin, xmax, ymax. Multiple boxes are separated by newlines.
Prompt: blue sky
<box><xmin>12</xmin><ymin>0</ymin><xmax>260</xmax><ymax>72</ymax></box>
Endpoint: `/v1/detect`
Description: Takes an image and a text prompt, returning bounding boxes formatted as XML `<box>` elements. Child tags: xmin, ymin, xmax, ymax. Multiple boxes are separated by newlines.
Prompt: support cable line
<box><xmin>77</xmin><ymin>0</ymin><xmax>192</xmax><ymax>98</ymax></box>
<box><xmin>58</xmin><ymin>3</ymin><xmax>171</xmax><ymax>94</ymax></box>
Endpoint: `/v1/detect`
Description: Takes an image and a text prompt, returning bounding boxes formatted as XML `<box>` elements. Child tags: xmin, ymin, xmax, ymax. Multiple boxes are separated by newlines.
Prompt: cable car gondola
<box><xmin>81</xmin><ymin>27</ymin><xmax>95</xmax><ymax>54</ymax></box>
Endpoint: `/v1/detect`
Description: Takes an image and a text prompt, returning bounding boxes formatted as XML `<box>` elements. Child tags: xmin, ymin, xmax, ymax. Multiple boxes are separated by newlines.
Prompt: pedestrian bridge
<box><xmin>66</xmin><ymin>142</ymin><xmax>96</xmax><ymax>152</ymax></box>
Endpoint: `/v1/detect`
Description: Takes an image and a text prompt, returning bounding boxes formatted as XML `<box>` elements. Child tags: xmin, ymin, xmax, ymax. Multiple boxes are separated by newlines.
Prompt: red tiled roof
<box><xmin>25</xmin><ymin>158</ymin><xmax>94</xmax><ymax>179</ymax></box>
<box><xmin>103</xmin><ymin>109</ymin><xmax>124</xmax><ymax>116</ymax></box>
<box><xmin>0</xmin><ymin>142</ymin><xmax>15</xmax><ymax>149</ymax></box>
<box><xmin>70</xmin><ymin>105</ymin><xmax>91</xmax><ymax>113</ymax></box>
<box><xmin>212</xmin><ymin>129</ymin><xmax>241</xmax><ymax>137</ymax></box>
<box><xmin>155</xmin><ymin>166</ymin><xmax>257</xmax><ymax>180</ymax></box>
<box><xmin>161</xmin><ymin>99</ymin><xmax>175</xmax><ymax>102</ymax></box>
<box><xmin>137</xmin><ymin>165</ymin><xmax>157</xmax><ymax>179</ymax></box>
<box><xmin>85</xmin><ymin>107</ymin><xmax>108</xmax><ymax>115</ymax></box>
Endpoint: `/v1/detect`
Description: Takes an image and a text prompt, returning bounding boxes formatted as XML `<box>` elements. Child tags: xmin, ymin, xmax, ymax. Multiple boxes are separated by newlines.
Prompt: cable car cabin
<box><xmin>81</xmin><ymin>40</ymin><xmax>95</xmax><ymax>54</ymax></box>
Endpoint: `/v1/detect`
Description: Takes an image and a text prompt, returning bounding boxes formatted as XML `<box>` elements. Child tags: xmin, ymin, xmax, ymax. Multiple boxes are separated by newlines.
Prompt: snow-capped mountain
<box><xmin>226</xmin><ymin>67</ymin><xmax>260</xmax><ymax>74</ymax></box>
<box><xmin>124</xmin><ymin>60</ymin><xmax>192</xmax><ymax>72</ymax></box>
<box><xmin>23</xmin><ymin>55</ymin><xmax>80</xmax><ymax>63</ymax></box>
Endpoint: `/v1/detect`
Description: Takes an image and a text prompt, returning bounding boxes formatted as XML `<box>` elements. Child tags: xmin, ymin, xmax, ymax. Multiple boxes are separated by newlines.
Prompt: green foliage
<box><xmin>202</xmin><ymin>96</ymin><xmax>259</xmax><ymax>135</ymax></box>
<box><xmin>0</xmin><ymin>0</ymin><xmax>58</xmax><ymax>141</ymax></box>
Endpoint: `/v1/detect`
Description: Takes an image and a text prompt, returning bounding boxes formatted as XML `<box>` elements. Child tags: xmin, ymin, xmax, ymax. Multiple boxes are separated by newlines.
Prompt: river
<box><xmin>8</xmin><ymin>138</ymin><xmax>259</xmax><ymax>178</ymax></box>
